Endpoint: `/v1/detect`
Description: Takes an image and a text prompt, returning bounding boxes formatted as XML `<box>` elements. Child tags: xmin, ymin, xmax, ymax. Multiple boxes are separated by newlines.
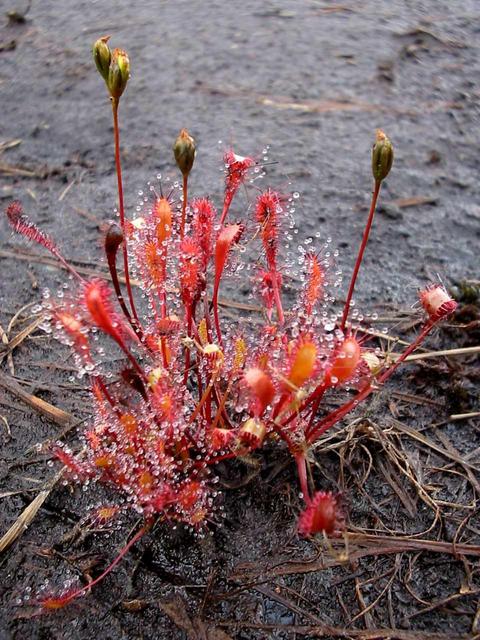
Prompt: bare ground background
<box><xmin>0</xmin><ymin>1</ymin><xmax>479</xmax><ymax>639</ymax></box>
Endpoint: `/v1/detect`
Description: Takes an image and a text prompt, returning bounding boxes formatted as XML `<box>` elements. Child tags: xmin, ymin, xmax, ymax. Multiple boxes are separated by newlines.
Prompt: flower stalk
<box><xmin>340</xmin><ymin>130</ymin><xmax>394</xmax><ymax>332</ymax></box>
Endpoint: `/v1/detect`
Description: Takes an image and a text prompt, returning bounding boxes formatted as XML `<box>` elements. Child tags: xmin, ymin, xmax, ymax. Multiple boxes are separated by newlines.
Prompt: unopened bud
<box><xmin>173</xmin><ymin>129</ymin><xmax>196</xmax><ymax>176</ymax></box>
<box><xmin>108</xmin><ymin>48</ymin><xmax>130</xmax><ymax>100</ymax></box>
<box><xmin>92</xmin><ymin>36</ymin><xmax>111</xmax><ymax>81</ymax></box>
<box><xmin>372</xmin><ymin>129</ymin><xmax>393</xmax><ymax>183</ymax></box>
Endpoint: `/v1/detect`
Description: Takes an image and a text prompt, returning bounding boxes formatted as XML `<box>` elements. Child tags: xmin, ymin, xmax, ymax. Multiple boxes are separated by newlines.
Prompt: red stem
<box><xmin>195</xmin><ymin>352</ymin><xmax>204</xmax><ymax>405</ymax></box>
<box><xmin>94</xmin><ymin>378</ymin><xmax>124</xmax><ymax>420</ymax></box>
<box><xmin>204</xmin><ymin>451</ymin><xmax>238</xmax><ymax>466</ymax></box>
<box><xmin>306</xmin><ymin>384</ymin><xmax>328</xmax><ymax>429</ymax></box>
<box><xmin>94</xmin><ymin>377</ymin><xmax>116</xmax><ymax>409</ymax></box>
<box><xmin>52</xmin><ymin>249</ymin><xmax>85</xmax><ymax>283</ymax></box>
<box><xmin>212</xmin><ymin>291</ymin><xmax>223</xmax><ymax>347</ymax></box>
<box><xmin>280</xmin><ymin>380</ymin><xmax>329</xmax><ymax>429</ymax></box>
<box><xmin>183</xmin><ymin>309</ymin><xmax>192</xmax><ymax>385</ymax></box>
<box><xmin>49</xmin><ymin>526</ymin><xmax>145</xmax><ymax>606</ymax></box>
<box><xmin>159</xmin><ymin>263</ymin><xmax>169</xmax><ymax>368</ymax></box>
<box><xmin>108</xmin><ymin>325</ymin><xmax>147</xmax><ymax>383</ymax></box>
<box><xmin>272</xmin><ymin>275</ymin><xmax>285</xmax><ymax>324</ymax></box>
<box><xmin>267</xmin><ymin>418</ymin><xmax>296</xmax><ymax>451</ymax></box>
<box><xmin>306</xmin><ymin>321</ymin><xmax>435</xmax><ymax>444</ymax></box>
<box><xmin>160</xmin><ymin>337</ymin><xmax>169</xmax><ymax>370</ymax></box>
<box><xmin>306</xmin><ymin>380</ymin><xmax>373</xmax><ymax>445</ymax></box>
<box><xmin>180</xmin><ymin>174</ymin><xmax>188</xmax><ymax>239</ymax></box>
<box><xmin>111</xmin><ymin>99</ymin><xmax>140</xmax><ymax>327</ymax></box>
<box><xmin>376</xmin><ymin>322</ymin><xmax>434</xmax><ymax>385</ymax></box>
<box><xmin>219</xmin><ymin>191</ymin><xmax>233</xmax><ymax>226</ymax></box>
<box><xmin>295</xmin><ymin>454</ymin><xmax>311</xmax><ymax>503</ymax></box>
<box><xmin>271</xmin><ymin>391</ymin><xmax>288</xmax><ymax>420</ymax></box>
<box><xmin>340</xmin><ymin>180</ymin><xmax>381</xmax><ymax>332</ymax></box>
<box><xmin>106</xmin><ymin>247</ymin><xmax>143</xmax><ymax>341</ymax></box>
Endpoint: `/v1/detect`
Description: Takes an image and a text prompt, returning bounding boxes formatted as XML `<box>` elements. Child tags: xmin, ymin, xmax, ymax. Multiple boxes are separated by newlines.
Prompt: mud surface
<box><xmin>0</xmin><ymin>1</ymin><xmax>479</xmax><ymax>639</ymax></box>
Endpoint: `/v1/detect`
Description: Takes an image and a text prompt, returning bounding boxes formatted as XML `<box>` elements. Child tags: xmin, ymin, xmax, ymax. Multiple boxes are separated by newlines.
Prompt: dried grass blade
<box><xmin>0</xmin><ymin>371</ymin><xmax>73</xmax><ymax>427</ymax></box>
<box><xmin>390</xmin><ymin>345</ymin><xmax>480</xmax><ymax>362</ymax></box>
<box><xmin>0</xmin><ymin>470</ymin><xmax>62</xmax><ymax>554</ymax></box>
<box><xmin>2</xmin><ymin>314</ymin><xmax>44</xmax><ymax>354</ymax></box>
<box><xmin>389</xmin><ymin>418</ymin><xmax>479</xmax><ymax>472</ymax></box>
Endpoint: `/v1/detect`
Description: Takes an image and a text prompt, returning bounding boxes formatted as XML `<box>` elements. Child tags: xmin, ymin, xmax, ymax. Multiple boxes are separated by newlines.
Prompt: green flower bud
<box><xmin>173</xmin><ymin>129</ymin><xmax>196</xmax><ymax>176</ymax></box>
<box><xmin>92</xmin><ymin>36</ymin><xmax>111</xmax><ymax>81</ymax></box>
<box><xmin>372</xmin><ymin>129</ymin><xmax>394</xmax><ymax>183</ymax></box>
<box><xmin>107</xmin><ymin>48</ymin><xmax>130</xmax><ymax>100</ymax></box>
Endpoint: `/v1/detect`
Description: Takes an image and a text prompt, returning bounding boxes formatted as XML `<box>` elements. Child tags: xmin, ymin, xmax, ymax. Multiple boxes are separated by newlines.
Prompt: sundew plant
<box><xmin>5</xmin><ymin>37</ymin><xmax>458</xmax><ymax>610</ymax></box>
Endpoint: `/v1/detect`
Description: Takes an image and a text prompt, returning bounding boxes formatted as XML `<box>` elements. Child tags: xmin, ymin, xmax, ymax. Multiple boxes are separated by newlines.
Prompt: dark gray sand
<box><xmin>0</xmin><ymin>2</ymin><xmax>479</xmax><ymax>638</ymax></box>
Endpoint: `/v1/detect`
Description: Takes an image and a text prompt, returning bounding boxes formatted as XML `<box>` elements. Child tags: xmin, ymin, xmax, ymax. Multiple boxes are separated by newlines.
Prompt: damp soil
<box><xmin>0</xmin><ymin>1</ymin><xmax>479</xmax><ymax>639</ymax></box>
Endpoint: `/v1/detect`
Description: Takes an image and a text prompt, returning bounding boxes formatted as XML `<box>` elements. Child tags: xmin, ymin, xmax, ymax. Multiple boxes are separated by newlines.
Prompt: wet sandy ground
<box><xmin>0</xmin><ymin>1</ymin><xmax>479</xmax><ymax>638</ymax></box>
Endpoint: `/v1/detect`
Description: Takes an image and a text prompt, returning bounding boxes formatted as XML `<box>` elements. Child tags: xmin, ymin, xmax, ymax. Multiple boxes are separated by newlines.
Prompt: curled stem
<box><xmin>106</xmin><ymin>232</ymin><xmax>143</xmax><ymax>341</ymax></box>
<box><xmin>111</xmin><ymin>98</ymin><xmax>140</xmax><ymax>328</ymax></box>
